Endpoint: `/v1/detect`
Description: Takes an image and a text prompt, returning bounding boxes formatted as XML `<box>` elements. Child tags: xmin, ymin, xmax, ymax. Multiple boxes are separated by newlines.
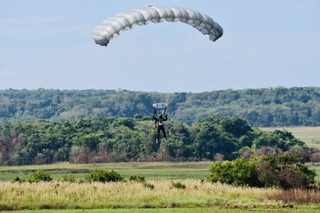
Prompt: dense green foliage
<box><xmin>129</xmin><ymin>175</ymin><xmax>146</xmax><ymax>183</ymax></box>
<box><xmin>11</xmin><ymin>169</ymin><xmax>124</xmax><ymax>183</ymax></box>
<box><xmin>209</xmin><ymin>158</ymin><xmax>260</xmax><ymax>187</ymax></box>
<box><xmin>0</xmin><ymin>116</ymin><xmax>309</xmax><ymax>165</ymax></box>
<box><xmin>209</xmin><ymin>153</ymin><xmax>317</xmax><ymax>189</ymax></box>
<box><xmin>1</xmin><ymin>87</ymin><xmax>320</xmax><ymax>126</ymax></box>
<box><xmin>26</xmin><ymin>171</ymin><xmax>53</xmax><ymax>183</ymax></box>
<box><xmin>85</xmin><ymin>169</ymin><xmax>124</xmax><ymax>183</ymax></box>
<box><xmin>171</xmin><ymin>181</ymin><xmax>187</xmax><ymax>189</ymax></box>
<box><xmin>11</xmin><ymin>171</ymin><xmax>53</xmax><ymax>183</ymax></box>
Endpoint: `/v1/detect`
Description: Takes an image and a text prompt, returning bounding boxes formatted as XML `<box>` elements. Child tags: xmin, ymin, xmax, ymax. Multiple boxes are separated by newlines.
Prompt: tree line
<box><xmin>1</xmin><ymin>87</ymin><xmax>320</xmax><ymax>127</ymax></box>
<box><xmin>1</xmin><ymin>115</ymin><xmax>318</xmax><ymax>166</ymax></box>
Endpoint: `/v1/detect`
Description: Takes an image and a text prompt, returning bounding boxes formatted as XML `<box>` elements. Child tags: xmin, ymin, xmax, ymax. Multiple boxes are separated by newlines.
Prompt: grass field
<box><xmin>0</xmin><ymin>161</ymin><xmax>320</xmax><ymax>212</ymax></box>
<box><xmin>0</xmin><ymin>161</ymin><xmax>212</xmax><ymax>181</ymax></box>
<box><xmin>0</xmin><ymin>161</ymin><xmax>319</xmax><ymax>181</ymax></box>
<box><xmin>1</xmin><ymin>179</ymin><xmax>320</xmax><ymax>212</ymax></box>
<box><xmin>1</xmin><ymin>126</ymin><xmax>320</xmax><ymax>212</ymax></box>
<box><xmin>1</xmin><ymin>207</ymin><xmax>320</xmax><ymax>213</ymax></box>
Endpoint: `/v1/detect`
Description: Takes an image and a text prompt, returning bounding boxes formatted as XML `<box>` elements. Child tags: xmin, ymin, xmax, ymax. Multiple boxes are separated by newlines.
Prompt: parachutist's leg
<box><xmin>162</xmin><ymin>128</ymin><xmax>167</xmax><ymax>143</ymax></box>
<box><xmin>157</xmin><ymin>128</ymin><xmax>160</xmax><ymax>137</ymax></box>
<box><xmin>162</xmin><ymin>128</ymin><xmax>167</xmax><ymax>139</ymax></box>
<box><xmin>159</xmin><ymin>126</ymin><xmax>167</xmax><ymax>141</ymax></box>
<box><xmin>156</xmin><ymin>128</ymin><xmax>160</xmax><ymax>143</ymax></box>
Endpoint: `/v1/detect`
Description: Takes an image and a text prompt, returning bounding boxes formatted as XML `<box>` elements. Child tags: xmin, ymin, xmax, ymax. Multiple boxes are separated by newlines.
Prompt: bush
<box><xmin>143</xmin><ymin>182</ymin><xmax>155</xmax><ymax>190</ymax></box>
<box><xmin>86</xmin><ymin>169</ymin><xmax>124</xmax><ymax>183</ymax></box>
<box><xmin>59</xmin><ymin>175</ymin><xmax>76</xmax><ymax>183</ymax></box>
<box><xmin>256</xmin><ymin>153</ymin><xmax>317</xmax><ymax>189</ymax></box>
<box><xmin>11</xmin><ymin>176</ymin><xmax>25</xmax><ymax>183</ymax></box>
<box><xmin>208</xmin><ymin>153</ymin><xmax>317</xmax><ymax>189</ymax></box>
<box><xmin>208</xmin><ymin>158</ymin><xmax>262</xmax><ymax>187</ymax></box>
<box><xmin>128</xmin><ymin>175</ymin><xmax>145</xmax><ymax>183</ymax></box>
<box><xmin>27</xmin><ymin>171</ymin><xmax>53</xmax><ymax>183</ymax></box>
<box><xmin>171</xmin><ymin>181</ymin><xmax>186</xmax><ymax>189</ymax></box>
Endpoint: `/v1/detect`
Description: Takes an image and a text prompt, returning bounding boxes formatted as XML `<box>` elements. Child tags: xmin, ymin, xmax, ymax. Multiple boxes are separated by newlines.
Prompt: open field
<box><xmin>1</xmin><ymin>179</ymin><xmax>320</xmax><ymax>212</ymax></box>
<box><xmin>0</xmin><ymin>162</ymin><xmax>319</xmax><ymax>212</ymax></box>
<box><xmin>0</xmin><ymin>161</ymin><xmax>319</xmax><ymax>181</ymax></box>
<box><xmin>1</xmin><ymin>207</ymin><xmax>320</xmax><ymax>213</ymax></box>
<box><xmin>1</xmin><ymin>127</ymin><xmax>320</xmax><ymax>212</ymax></box>
<box><xmin>261</xmin><ymin>126</ymin><xmax>320</xmax><ymax>148</ymax></box>
<box><xmin>0</xmin><ymin>161</ymin><xmax>211</xmax><ymax>181</ymax></box>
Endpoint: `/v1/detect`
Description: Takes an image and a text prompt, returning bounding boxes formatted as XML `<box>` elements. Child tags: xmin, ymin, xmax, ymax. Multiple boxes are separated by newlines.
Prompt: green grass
<box><xmin>1</xmin><ymin>126</ymin><xmax>320</xmax><ymax>212</ymax></box>
<box><xmin>0</xmin><ymin>162</ymin><xmax>320</xmax><ymax>212</ymax></box>
<box><xmin>1</xmin><ymin>179</ymin><xmax>320</xmax><ymax>211</ymax></box>
<box><xmin>1</xmin><ymin>206</ymin><xmax>320</xmax><ymax>213</ymax></box>
<box><xmin>0</xmin><ymin>161</ymin><xmax>212</xmax><ymax>181</ymax></box>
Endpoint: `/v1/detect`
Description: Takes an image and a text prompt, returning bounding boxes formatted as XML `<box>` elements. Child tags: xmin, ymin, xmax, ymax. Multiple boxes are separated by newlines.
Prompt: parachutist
<box><xmin>153</xmin><ymin>106</ymin><xmax>168</xmax><ymax>143</ymax></box>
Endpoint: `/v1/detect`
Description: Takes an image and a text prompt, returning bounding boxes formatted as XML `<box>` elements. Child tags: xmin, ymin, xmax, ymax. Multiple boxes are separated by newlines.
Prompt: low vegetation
<box><xmin>1</xmin><ymin>178</ymin><xmax>320</xmax><ymax>211</ymax></box>
<box><xmin>85</xmin><ymin>169</ymin><xmax>124</xmax><ymax>183</ymax></box>
<box><xmin>0</xmin><ymin>158</ymin><xmax>317</xmax><ymax>211</ymax></box>
<box><xmin>209</xmin><ymin>153</ymin><xmax>318</xmax><ymax>189</ymax></box>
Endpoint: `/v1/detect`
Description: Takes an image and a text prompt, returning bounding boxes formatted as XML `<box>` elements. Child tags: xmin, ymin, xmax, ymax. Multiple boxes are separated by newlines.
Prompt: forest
<box><xmin>1</xmin><ymin>86</ymin><xmax>320</xmax><ymax>126</ymax></box>
<box><xmin>1</xmin><ymin>87</ymin><xmax>320</xmax><ymax>166</ymax></box>
<box><xmin>1</xmin><ymin>115</ymin><xmax>318</xmax><ymax>166</ymax></box>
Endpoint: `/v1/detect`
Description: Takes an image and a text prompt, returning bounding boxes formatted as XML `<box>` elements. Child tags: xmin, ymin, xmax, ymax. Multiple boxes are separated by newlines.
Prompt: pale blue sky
<box><xmin>1</xmin><ymin>0</ymin><xmax>319</xmax><ymax>92</ymax></box>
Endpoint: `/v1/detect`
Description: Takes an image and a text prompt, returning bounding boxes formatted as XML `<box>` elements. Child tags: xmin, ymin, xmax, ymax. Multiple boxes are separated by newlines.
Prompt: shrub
<box><xmin>256</xmin><ymin>153</ymin><xmax>317</xmax><ymax>189</ymax></box>
<box><xmin>171</xmin><ymin>181</ymin><xmax>186</xmax><ymax>189</ymax></box>
<box><xmin>208</xmin><ymin>153</ymin><xmax>317</xmax><ymax>189</ymax></box>
<box><xmin>128</xmin><ymin>175</ymin><xmax>145</xmax><ymax>183</ymax></box>
<box><xmin>86</xmin><ymin>169</ymin><xmax>124</xmax><ymax>183</ymax></box>
<box><xmin>59</xmin><ymin>175</ymin><xmax>76</xmax><ymax>183</ymax></box>
<box><xmin>27</xmin><ymin>171</ymin><xmax>53</xmax><ymax>183</ymax></box>
<box><xmin>208</xmin><ymin>158</ymin><xmax>262</xmax><ymax>187</ymax></box>
<box><xmin>11</xmin><ymin>176</ymin><xmax>25</xmax><ymax>183</ymax></box>
<box><xmin>143</xmin><ymin>182</ymin><xmax>155</xmax><ymax>190</ymax></box>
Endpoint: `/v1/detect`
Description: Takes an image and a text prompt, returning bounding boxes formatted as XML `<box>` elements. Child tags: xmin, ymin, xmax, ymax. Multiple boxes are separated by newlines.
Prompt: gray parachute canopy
<box><xmin>92</xmin><ymin>5</ymin><xmax>223</xmax><ymax>46</ymax></box>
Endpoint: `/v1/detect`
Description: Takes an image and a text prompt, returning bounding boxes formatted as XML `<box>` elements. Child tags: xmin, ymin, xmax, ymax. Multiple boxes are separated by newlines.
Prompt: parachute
<box><xmin>152</xmin><ymin>103</ymin><xmax>167</xmax><ymax>109</ymax></box>
<box><xmin>92</xmin><ymin>5</ymin><xmax>223</xmax><ymax>46</ymax></box>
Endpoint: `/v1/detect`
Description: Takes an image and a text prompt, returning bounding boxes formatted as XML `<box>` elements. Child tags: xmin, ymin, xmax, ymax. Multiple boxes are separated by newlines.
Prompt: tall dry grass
<box><xmin>0</xmin><ymin>180</ymin><xmax>320</xmax><ymax>210</ymax></box>
<box><xmin>265</xmin><ymin>188</ymin><xmax>320</xmax><ymax>204</ymax></box>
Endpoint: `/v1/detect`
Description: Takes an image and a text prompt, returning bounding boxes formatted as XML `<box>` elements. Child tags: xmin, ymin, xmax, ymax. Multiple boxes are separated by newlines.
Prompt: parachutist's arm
<box><xmin>153</xmin><ymin>107</ymin><xmax>157</xmax><ymax>120</ymax></box>
<box><xmin>153</xmin><ymin>113</ymin><xmax>158</xmax><ymax>120</ymax></box>
<box><xmin>163</xmin><ymin>107</ymin><xmax>167</xmax><ymax>121</ymax></box>
<box><xmin>163</xmin><ymin>107</ymin><xmax>167</xmax><ymax>116</ymax></box>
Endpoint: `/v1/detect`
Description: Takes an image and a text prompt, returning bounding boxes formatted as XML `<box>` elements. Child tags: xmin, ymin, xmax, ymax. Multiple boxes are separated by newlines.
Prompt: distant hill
<box><xmin>1</xmin><ymin>87</ymin><xmax>320</xmax><ymax>127</ymax></box>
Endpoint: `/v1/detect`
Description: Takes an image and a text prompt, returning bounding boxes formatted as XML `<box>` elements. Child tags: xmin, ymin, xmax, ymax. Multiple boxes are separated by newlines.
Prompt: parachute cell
<box><xmin>153</xmin><ymin>103</ymin><xmax>168</xmax><ymax>109</ymax></box>
<box><xmin>92</xmin><ymin>6</ymin><xmax>223</xmax><ymax>46</ymax></box>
